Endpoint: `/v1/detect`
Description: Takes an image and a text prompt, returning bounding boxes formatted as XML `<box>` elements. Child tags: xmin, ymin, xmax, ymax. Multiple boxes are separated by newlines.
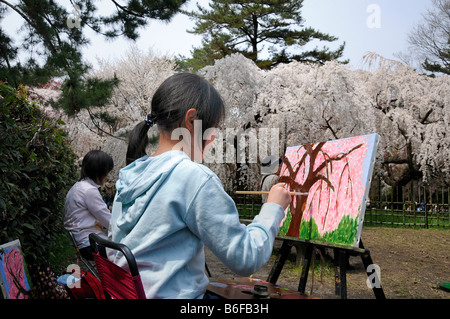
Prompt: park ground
<box><xmin>204</xmin><ymin>227</ymin><xmax>450</xmax><ymax>299</ymax></box>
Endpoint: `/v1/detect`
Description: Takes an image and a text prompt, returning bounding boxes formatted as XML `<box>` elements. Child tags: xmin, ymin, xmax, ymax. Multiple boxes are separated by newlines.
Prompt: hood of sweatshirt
<box><xmin>113</xmin><ymin>150</ymin><xmax>190</xmax><ymax>232</ymax></box>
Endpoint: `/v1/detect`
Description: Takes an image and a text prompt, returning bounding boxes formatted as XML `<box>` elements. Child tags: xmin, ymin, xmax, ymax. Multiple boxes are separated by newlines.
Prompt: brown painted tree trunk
<box><xmin>285</xmin><ymin>195</ymin><xmax>307</xmax><ymax>238</ymax></box>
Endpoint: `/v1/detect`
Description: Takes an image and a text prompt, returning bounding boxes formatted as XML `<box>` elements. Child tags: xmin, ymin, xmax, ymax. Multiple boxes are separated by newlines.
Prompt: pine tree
<box><xmin>0</xmin><ymin>0</ymin><xmax>186</xmax><ymax>115</ymax></box>
<box><xmin>181</xmin><ymin>0</ymin><xmax>347</xmax><ymax>70</ymax></box>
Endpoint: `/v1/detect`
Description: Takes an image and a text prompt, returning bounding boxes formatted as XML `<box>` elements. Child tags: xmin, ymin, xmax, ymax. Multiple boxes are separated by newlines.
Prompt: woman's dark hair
<box><xmin>126</xmin><ymin>72</ymin><xmax>225</xmax><ymax>165</ymax></box>
<box><xmin>80</xmin><ymin>150</ymin><xmax>114</xmax><ymax>184</ymax></box>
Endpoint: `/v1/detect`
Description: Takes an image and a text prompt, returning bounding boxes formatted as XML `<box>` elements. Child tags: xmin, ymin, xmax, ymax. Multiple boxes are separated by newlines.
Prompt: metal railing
<box><xmin>364</xmin><ymin>183</ymin><xmax>450</xmax><ymax>228</ymax></box>
<box><xmin>232</xmin><ymin>193</ymin><xmax>262</xmax><ymax>220</ymax></box>
<box><xmin>231</xmin><ymin>185</ymin><xmax>450</xmax><ymax>229</ymax></box>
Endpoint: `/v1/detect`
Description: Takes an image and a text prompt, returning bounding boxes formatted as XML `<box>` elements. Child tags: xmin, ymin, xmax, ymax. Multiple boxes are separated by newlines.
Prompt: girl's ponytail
<box><xmin>125</xmin><ymin>72</ymin><xmax>224</xmax><ymax>165</ymax></box>
<box><xmin>125</xmin><ymin>114</ymin><xmax>156</xmax><ymax>165</ymax></box>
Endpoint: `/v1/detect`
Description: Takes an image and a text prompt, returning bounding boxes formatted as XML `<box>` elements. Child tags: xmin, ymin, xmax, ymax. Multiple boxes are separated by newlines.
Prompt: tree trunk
<box><xmin>251</xmin><ymin>13</ymin><xmax>258</xmax><ymax>61</ymax></box>
<box><xmin>286</xmin><ymin>195</ymin><xmax>307</xmax><ymax>238</ymax></box>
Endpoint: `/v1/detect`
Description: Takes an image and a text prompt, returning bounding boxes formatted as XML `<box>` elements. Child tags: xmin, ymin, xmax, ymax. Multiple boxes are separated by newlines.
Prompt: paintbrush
<box><xmin>235</xmin><ymin>191</ymin><xmax>309</xmax><ymax>196</ymax></box>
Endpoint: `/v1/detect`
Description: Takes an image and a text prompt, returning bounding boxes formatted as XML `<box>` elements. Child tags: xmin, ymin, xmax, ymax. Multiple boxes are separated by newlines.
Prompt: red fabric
<box><xmin>93</xmin><ymin>252</ymin><xmax>146</xmax><ymax>299</ymax></box>
<box><xmin>67</xmin><ymin>270</ymin><xmax>105</xmax><ymax>299</ymax></box>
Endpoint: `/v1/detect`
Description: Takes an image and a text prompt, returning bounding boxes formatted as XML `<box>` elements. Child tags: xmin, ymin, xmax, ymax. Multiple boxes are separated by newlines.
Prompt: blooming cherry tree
<box><xmin>29</xmin><ymin>47</ymin><xmax>176</xmax><ymax>161</ymax></box>
<box><xmin>32</xmin><ymin>51</ymin><xmax>448</xmax><ymax>189</ymax></box>
<box><xmin>200</xmin><ymin>53</ymin><xmax>449</xmax><ymax>189</ymax></box>
<box><xmin>361</xmin><ymin>53</ymin><xmax>450</xmax><ymax>186</ymax></box>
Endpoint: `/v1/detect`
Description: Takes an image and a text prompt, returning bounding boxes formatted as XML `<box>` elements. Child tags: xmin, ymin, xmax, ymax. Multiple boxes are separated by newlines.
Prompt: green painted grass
<box><xmin>278</xmin><ymin>208</ymin><xmax>359</xmax><ymax>247</ymax></box>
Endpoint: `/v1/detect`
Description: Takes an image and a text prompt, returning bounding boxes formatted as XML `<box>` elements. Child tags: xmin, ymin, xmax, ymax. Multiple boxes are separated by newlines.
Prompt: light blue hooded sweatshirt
<box><xmin>108</xmin><ymin>150</ymin><xmax>285</xmax><ymax>299</ymax></box>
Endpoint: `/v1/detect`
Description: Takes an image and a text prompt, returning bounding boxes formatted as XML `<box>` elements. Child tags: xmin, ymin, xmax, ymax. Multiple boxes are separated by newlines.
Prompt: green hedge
<box><xmin>0</xmin><ymin>83</ymin><xmax>77</xmax><ymax>264</ymax></box>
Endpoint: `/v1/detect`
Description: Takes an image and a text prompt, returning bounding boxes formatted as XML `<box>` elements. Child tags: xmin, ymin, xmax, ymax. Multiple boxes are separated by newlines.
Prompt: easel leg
<box><xmin>359</xmin><ymin>240</ymin><xmax>386</xmax><ymax>299</ymax></box>
<box><xmin>334</xmin><ymin>249</ymin><xmax>347</xmax><ymax>299</ymax></box>
<box><xmin>298</xmin><ymin>245</ymin><xmax>313</xmax><ymax>295</ymax></box>
<box><xmin>267</xmin><ymin>240</ymin><xmax>293</xmax><ymax>284</ymax></box>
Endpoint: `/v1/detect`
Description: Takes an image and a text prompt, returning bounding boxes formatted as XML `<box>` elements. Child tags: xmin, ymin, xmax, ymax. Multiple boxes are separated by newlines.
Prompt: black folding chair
<box><xmin>68</xmin><ymin>231</ymin><xmax>99</xmax><ymax>279</ymax></box>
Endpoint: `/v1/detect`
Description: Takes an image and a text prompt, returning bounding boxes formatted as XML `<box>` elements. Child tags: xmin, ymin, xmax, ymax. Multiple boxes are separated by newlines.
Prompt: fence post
<box><xmin>378</xmin><ymin>176</ymin><xmax>382</xmax><ymax>211</ymax></box>
<box><xmin>251</xmin><ymin>195</ymin><xmax>255</xmax><ymax>216</ymax></box>
<box><xmin>402</xmin><ymin>186</ymin><xmax>405</xmax><ymax>226</ymax></box>
<box><xmin>391</xmin><ymin>187</ymin><xmax>394</xmax><ymax>226</ymax></box>
<box><xmin>442</xmin><ymin>187</ymin><xmax>444</xmax><ymax>227</ymax></box>
<box><xmin>424</xmin><ymin>186</ymin><xmax>428</xmax><ymax>229</ymax></box>
<box><xmin>414</xmin><ymin>184</ymin><xmax>417</xmax><ymax>225</ymax></box>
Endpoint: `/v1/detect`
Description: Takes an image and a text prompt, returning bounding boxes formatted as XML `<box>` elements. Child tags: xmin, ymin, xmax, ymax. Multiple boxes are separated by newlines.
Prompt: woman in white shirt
<box><xmin>64</xmin><ymin>150</ymin><xmax>114</xmax><ymax>260</ymax></box>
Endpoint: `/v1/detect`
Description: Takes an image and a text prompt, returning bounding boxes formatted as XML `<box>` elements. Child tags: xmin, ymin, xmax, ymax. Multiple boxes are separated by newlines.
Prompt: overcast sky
<box><xmin>4</xmin><ymin>0</ymin><xmax>434</xmax><ymax>70</ymax></box>
<box><xmin>301</xmin><ymin>0</ymin><xmax>434</xmax><ymax>69</ymax></box>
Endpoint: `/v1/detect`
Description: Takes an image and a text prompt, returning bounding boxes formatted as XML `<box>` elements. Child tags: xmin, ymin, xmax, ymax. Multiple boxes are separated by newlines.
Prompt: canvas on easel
<box><xmin>0</xmin><ymin>239</ymin><xmax>31</xmax><ymax>299</ymax></box>
<box><xmin>278</xmin><ymin>133</ymin><xmax>379</xmax><ymax>248</ymax></box>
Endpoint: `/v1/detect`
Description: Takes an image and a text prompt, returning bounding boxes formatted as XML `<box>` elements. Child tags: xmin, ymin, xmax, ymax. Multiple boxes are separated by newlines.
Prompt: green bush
<box><xmin>0</xmin><ymin>83</ymin><xmax>78</xmax><ymax>264</ymax></box>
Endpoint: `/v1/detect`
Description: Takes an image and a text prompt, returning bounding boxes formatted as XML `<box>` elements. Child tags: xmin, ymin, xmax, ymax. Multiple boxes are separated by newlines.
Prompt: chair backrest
<box><xmin>88</xmin><ymin>233</ymin><xmax>146</xmax><ymax>299</ymax></box>
<box><xmin>67</xmin><ymin>231</ymin><xmax>99</xmax><ymax>278</ymax></box>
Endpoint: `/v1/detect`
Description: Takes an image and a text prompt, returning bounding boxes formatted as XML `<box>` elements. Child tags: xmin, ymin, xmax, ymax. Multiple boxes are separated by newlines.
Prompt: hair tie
<box><xmin>144</xmin><ymin>114</ymin><xmax>154</xmax><ymax>127</ymax></box>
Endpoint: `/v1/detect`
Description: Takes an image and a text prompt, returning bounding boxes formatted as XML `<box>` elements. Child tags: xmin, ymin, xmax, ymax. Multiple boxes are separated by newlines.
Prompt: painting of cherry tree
<box><xmin>0</xmin><ymin>240</ymin><xmax>30</xmax><ymax>299</ymax></box>
<box><xmin>278</xmin><ymin>134</ymin><xmax>379</xmax><ymax>248</ymax></box>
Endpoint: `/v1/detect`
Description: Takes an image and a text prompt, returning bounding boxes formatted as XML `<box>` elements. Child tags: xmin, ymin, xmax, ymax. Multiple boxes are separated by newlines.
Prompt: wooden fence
<box><xmin>365</xmin><ymin>182</ymin><xmax>450</xmax><ymax>229</ymax></box>
<box><xmin>231</xmin><ymin>184</ymin><xmax>450</xmax><ymax>229</ymax></box>
<box><xmin>232</xmin><ymin>193</ymin><xmax>263</xmax><ymax>220</ymax></box>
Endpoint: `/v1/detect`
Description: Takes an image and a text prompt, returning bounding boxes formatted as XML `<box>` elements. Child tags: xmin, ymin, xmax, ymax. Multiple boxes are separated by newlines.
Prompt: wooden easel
<box><xmin>267</xmin><ymin>237</ymin><xmax>386</xmax><ymax>299</ymax></box>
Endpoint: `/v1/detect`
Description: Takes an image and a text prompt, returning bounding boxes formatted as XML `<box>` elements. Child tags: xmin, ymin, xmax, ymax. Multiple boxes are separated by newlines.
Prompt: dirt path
<box><xmin>204</xmin><ymin>227</ymin><xmax>450</xmax><ymax>299</ymax></box>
